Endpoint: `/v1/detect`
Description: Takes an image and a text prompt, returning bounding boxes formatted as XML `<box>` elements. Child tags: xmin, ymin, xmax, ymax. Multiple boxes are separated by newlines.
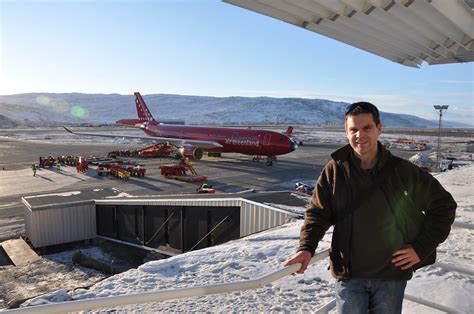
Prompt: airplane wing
<box><xmin>63</xmin><ymin>127</ymin><xmax>223</xmax><ymax>149</ymax></box>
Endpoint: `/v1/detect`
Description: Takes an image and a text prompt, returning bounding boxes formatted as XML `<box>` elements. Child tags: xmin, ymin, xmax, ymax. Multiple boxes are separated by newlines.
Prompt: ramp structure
<box><xmin>1</xmin><ymin>238</ymin><xmax>40</xmax><ymax>266</ymax></box>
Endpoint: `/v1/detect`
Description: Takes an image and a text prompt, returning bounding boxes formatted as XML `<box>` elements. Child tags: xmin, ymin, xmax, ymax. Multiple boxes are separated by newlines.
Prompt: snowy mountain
<box><xmin>0</xmin><ymin>93</ymin><xmax>470</xmax><ymax>128</ymax></box>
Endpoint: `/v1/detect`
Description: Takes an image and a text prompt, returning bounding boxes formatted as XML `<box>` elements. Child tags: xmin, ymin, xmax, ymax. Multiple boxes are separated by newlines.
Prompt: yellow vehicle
<box><xmin>117</xmin><ymin>169</ymin><xmax>130</xmax><ymax>181</ymax></box>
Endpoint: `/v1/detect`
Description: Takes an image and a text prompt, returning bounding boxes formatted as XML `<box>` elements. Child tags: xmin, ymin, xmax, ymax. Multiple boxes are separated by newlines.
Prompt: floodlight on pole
<box><xmin>433</xmin><ymin>105</ymin><xmax>449</xmax><ymax>171</ymax></box>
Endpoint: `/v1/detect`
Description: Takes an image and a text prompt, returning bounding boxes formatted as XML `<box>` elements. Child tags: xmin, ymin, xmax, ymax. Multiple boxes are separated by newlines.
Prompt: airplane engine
<box><xmin>178</xmin><ymin>146</ymin><xmax>203</xmax><ymax>160</ymax></box>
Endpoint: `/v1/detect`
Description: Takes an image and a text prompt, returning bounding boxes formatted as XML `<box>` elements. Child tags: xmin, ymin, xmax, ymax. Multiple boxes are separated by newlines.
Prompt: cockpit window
<box><xmin>279</xmin><ymin>137</ymin><xmax>288</xmax><ymax>142</ymax></box>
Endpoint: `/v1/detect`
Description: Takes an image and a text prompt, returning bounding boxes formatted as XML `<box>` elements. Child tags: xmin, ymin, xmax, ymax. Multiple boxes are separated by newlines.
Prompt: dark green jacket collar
<box><xmin>330</xmin><ymin>141</ymin><xmax>391</xmax><ymax>172</ymax></box>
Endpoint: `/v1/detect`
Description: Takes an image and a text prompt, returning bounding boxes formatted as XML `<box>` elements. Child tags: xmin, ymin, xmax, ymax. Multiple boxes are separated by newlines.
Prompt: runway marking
<box><xmin>0</xmin><ymin>202</ymin><xmax>20</xmax><ymax>209</ymax></box>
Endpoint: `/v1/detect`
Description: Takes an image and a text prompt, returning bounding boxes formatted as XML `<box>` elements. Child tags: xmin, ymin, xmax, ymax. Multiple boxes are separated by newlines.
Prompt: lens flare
<box><xmin>36</xmin><ymin>95</ymin><xmax>70</xmax><ymax>113</ymax></box>
<box><xmin>50</xmin><ymin>99</ymin><xmax>70</xmax><ymax>113</ymax></box>
<box><xmin>71</xmin><ymin>106</ymin><xmax>89</xmax><ymax>118</ymax></box>
<box><xmin>36</xmin><ymin>95</ymin><xmax>51</xmax><ymax>106</ymax></box>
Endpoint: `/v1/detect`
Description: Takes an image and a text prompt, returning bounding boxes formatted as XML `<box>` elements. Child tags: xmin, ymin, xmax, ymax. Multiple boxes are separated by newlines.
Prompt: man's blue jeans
<box><xmin>335</xmin><ymin>279</ymin><xmax>407</xmax><ymax>314</ymax></box>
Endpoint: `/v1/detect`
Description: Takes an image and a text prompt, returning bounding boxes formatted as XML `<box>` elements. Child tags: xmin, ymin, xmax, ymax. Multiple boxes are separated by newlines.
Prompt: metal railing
<box><xmin>6</xmin><ymin>225</ymin><xmax>474</xmax><ymax>314</ymax></box>
<box><xmin>404</xmin><ymin>294</ymin><xmax>460</xmax><ymax>313</ymax></box>
<box><xmin>453</xmin><ymin>221</ymin><xmax>474</xmax><ymax>230</ymax></box>
<box><xmin>5</xmin><ymin>250</ymin><xmax>331</xmax><ymax>313</ymax></box>
<box><xmin>433</xmin><ymin>261</ymin><xmax>474</xmax><ymax>276</ymax></box>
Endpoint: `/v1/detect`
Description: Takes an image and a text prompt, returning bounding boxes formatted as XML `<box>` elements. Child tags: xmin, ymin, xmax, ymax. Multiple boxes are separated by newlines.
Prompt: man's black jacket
<box><xmin>298</xmin><ymin>143</ymin><xmax>457</xmax><ymax>280</ymax></box>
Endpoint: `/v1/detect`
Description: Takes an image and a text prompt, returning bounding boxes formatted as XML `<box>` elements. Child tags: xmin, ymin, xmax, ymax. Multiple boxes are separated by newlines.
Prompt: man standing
<box><xmin>285</xmin><ymin>102</ymin><xmax>456</xmax><ymax>313</ymax></box>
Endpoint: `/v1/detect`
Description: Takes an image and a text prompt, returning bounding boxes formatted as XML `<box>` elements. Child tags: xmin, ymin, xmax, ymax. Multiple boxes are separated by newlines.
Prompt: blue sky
<box><xmin>1</xmin><ymin>0</ymin><xmax>473</xmax><ymax>124</ymax></box>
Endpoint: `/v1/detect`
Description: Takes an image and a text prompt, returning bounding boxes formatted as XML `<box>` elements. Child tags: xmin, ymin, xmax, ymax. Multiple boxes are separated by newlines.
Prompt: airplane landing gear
<box><xmin>208</xmin><ymin>152</ymin><xmax>222</xmax><ymax>157</ymax></box>
<box><xmin>252</xmin><ymin>155</ymin><xmax>264</xmax><ymax>162</ymax></box>
<box><xmin>266</xmin><ymin>156</ymin><xmax>277</xmax><ymax>166</ymax></box>
<box><xmin>252</xmin><ymin>155</ymin><xmax>277</xmax><ymax>166</ymax></box>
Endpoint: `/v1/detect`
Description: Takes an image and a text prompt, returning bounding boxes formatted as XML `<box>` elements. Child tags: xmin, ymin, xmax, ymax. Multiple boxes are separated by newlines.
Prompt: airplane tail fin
<box><xmin>284</xmin><ymin>126</ymin><xmax>293</xmax><ymax>136</ymax></box>
<box><xmin>134</xmin><ymin>92</ymin><xmax>157</xmax><ymax>123</ymax></box>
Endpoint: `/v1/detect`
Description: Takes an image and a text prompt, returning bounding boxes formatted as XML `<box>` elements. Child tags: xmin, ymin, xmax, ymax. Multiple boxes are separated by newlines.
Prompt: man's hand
<box><xmin>392</xmin><ymin>247</ymin><xmax>421</xmax><ymax>270</ymax></box>
<box><xmin>284</xmin><ymin>250</ymin><xmax>312</xmax><ymax>274</ymax></box>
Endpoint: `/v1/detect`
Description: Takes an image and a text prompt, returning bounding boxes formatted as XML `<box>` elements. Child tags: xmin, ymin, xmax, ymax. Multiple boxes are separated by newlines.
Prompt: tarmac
<box><xmin>0</xmin><ymin>134</ymin><xmax>420</xmax><ymax>241</ymax></box>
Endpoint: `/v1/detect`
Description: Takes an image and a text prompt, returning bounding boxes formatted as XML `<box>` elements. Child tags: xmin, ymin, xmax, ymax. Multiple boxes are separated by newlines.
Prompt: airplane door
<box><xmin>263</xmin><ymin>134</ymin><xmax>271</xmax><ymax>146</ymax></box>
<box><xmin>232</xmin><ymin>132</ymin><xmax>238</xmax><ymax>145</ymax></box>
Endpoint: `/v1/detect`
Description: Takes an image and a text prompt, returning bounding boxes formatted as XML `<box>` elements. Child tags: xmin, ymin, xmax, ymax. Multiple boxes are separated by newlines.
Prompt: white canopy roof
<box><xmin>224</xmin><ymin>0</ymin><xmax>474</xmax><ymax>68</ymax></box>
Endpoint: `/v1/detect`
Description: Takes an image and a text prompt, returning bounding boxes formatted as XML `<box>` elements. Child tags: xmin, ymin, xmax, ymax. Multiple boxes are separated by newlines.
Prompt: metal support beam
<box><xmin>145</xmin><ymin>211</ymin><xmax>175</xmax><ymax>246</ymax></box>
<box><xmin>189</xmin><ymin>215</ymin><xmax>229</xmax><ymax>252</ymax></box>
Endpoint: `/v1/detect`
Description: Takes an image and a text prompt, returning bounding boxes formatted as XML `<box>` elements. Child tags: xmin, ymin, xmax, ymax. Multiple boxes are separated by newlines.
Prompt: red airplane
<box><xmin>65</xmin><ymin>92</ymin><xmax>297</xmax><ymax>165</ymax></box>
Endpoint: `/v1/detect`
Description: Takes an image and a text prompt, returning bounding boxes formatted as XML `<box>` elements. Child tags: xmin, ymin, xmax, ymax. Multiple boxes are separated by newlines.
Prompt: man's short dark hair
<box><xmin>345</xmin><ymin>102</ymin><xmax>381</xmax><ymax>126</ymax></box>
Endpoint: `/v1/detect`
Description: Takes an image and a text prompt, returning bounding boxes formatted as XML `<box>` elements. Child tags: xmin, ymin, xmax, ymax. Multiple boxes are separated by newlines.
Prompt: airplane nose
<box><xmin>291</xmin><ymin>141</ymin><xmax>298</xmax><ymax>151</ymax></box>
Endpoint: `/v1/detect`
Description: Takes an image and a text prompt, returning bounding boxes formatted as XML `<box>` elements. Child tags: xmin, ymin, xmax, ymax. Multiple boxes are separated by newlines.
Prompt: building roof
<box><xmin>224</xmin><ymin>0</ymin><xmax>474</xmax><ymax>68</ymax></box>
<box><xmin>22</xmin><ymin>188</ymin><xmax>121</xmax><ymax>210</ymax></box>
<box><xmin>22</xmin><ymin>189</ymin><xmax>308</xmax><ymax>216</ymax></box>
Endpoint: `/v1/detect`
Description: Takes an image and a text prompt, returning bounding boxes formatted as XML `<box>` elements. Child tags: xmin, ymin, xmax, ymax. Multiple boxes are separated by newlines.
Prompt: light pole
<box><xmin>433</xmin><ymin>105</ymin><xmax>449</xmax><ymax>171</ymax></box>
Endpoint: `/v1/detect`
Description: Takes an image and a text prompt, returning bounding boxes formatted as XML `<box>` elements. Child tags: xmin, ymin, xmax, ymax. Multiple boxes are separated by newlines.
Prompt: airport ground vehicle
<box><xmin>86</xmin><ymin>156</ymin><xmax>114</xmax><ymax>165</ymax></box>
<box><xmin>97</xmin><ymin>162</ymin><xmax>145</xmax><ymax>177</ymax></box>
<box><xmin>39</xmin><ymin>156</ymin><xmax>55</xmax><ymax>168</ymax></box>
<box><xmin>294</xmin><ymin>182</ymin><xmax>314</xmax><ymax>196</ymax></box>
<box><xmin>96</xmin><ymin>164</ymin><xmax>111</xmax><ymax>176</ymax></box>
<box><xmin>121</xmin><ymin>164</ymin><xmax>146</xmax><ymax>177</ymax></box>
<box><xmin>57</xmin><ymin>155</ymin><xmax>77</xmax><ymax>166</ymax></box>
<box><xmin>76</xmin><ymin>156</ymin><xmax>88</xmax><ymax>173</ymax></box>
<box><xmin>196</xmin><ymin>183</ymin><xmax>215</xmax><ymax>194</ymax></box>
<box><xmin>39</xmin><ymin>155</ymin><xmax>88</xmax><ymax>171</ymax></box>
<box><xmin>160</xmin><ymin>158</ymin><xmax>206</xmax><ymax>182</ymax></box>
<box><xmin>109</xmin><ymin>143</ymin><xmax>174</xmax><ymax>159</ymax></box>
<box><xmin>110</xmin><ymin>166</ymin><xmax>130</xmax><ymax>180</ymax></box>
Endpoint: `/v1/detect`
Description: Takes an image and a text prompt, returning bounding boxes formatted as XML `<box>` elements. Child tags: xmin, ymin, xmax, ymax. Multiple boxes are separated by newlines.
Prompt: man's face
<box><xmin>345</xmin><ymin>113</ymin><xmax>382</xmax><ymax>158</ymax></box>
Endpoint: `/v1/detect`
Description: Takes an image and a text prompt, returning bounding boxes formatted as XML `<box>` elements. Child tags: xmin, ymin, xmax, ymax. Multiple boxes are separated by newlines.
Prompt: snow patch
<box><xmin>33</xmin><ymin>191</ymin><xmax>81</xmax><ymax>198</ymax></box>
<box><xmin>105</xmin><ymin>192</ymin><xmax>134</xmax><ymax>198</ymax></box>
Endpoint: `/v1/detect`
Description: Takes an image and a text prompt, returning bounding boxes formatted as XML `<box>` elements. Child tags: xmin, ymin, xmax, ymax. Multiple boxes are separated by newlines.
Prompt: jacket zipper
<box><xmin>336</xmin><ymin>159</ymin><xmax>353</xmax><ymax>278</ymax></box>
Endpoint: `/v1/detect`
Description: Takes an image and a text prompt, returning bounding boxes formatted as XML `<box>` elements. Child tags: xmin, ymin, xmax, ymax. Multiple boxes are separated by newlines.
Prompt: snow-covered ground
<box><xmin>18</xmin><ymin>164</ymin><xmax>474</xmax><ymax>313</ymax></box>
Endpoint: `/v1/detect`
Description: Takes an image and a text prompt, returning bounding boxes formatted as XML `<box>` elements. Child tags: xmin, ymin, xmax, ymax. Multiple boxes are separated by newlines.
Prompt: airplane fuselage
<box><xmin>143</xmin><ymin>123</ymin><xmax>296</xmax><ymax>156</ymax></box>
